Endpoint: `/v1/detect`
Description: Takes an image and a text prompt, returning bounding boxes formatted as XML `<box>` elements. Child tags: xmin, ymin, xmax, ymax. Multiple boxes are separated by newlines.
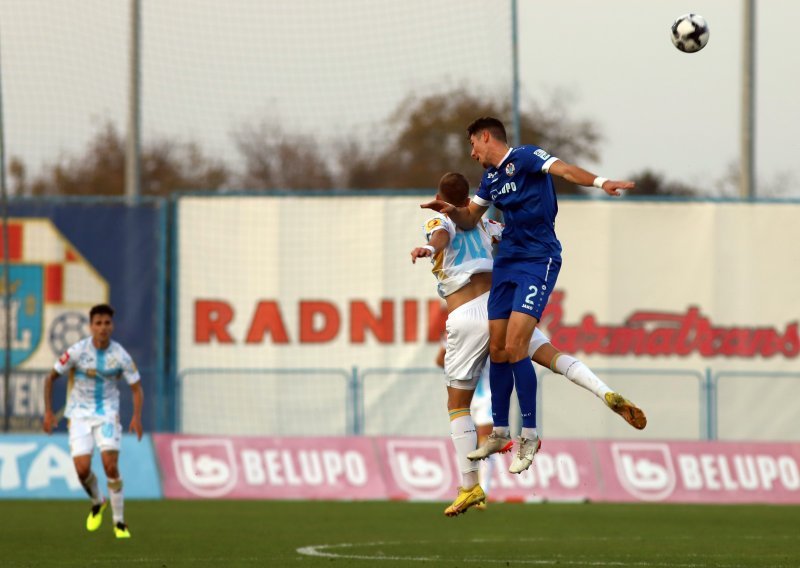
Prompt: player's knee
<box><xmin>107</xmin><ymin>477</ymin><xmax>123</xmax><ymax>492</ymax></box>
<box><xmin>104</xmin><ymin>464</ymin><xmax>120</xmax><ymax>479</ymax></box>
<box><xmin>488</xmin><ymin>343</ymin><xmax>507</xmax><ymax>362</ymax></box>
<box><xmin>504</xmin><ymin>341</ymin><xmax>528</xmax><ymax>362</ymax></box>
<box><xmin>447</xmin><ymin>392</ymin><xmax>472</xmax><ymax>410</ymax></box>
<box><xmin>74</xmin><ymin>463</ymin><xmax>92</xmax><ymax>480</ymax></box>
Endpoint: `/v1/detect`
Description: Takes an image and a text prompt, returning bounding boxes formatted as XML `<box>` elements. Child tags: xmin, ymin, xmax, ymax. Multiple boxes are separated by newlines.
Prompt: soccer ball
<box><xmin>670</xmin><ymin>13</ymin><xmax>710</xmax><ymax>53</ymax></box>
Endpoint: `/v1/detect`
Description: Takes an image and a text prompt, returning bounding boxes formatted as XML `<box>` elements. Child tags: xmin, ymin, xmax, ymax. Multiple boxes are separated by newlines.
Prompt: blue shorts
<box><xmin>488</xmin><ymin>257</ymin><xmax>561</xmax><ymax>320</ymax></box>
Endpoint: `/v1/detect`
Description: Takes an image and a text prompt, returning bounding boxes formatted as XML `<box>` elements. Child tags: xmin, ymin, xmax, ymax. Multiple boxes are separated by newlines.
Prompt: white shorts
<box><xmin>68</xmin><ymin>416</ymin><xmax>122</xmax><ymax>457</ymax></box>
<box><xmin>443</xmin><ymin>291</ymin><xmax>552</xmax><ymax>390</ymax></box>
<box><xmin>444</xmin><ymin>293</ymin><xmax>491</xmax><ymax>389</ymax></box>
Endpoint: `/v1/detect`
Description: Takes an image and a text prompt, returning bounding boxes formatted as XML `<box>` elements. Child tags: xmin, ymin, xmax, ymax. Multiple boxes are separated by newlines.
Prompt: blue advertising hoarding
<box><xmin>0</xmin><ymin>434</ymin><xmax>162</xmax><ymax>499</ymax></box>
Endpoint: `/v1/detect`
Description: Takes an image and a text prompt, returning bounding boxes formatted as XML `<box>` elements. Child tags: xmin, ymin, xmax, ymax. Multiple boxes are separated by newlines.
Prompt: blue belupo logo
<box><xmin>0</xmin><ymin>265</ymin><xmax>43</xmax><ymax>367</ymax></box>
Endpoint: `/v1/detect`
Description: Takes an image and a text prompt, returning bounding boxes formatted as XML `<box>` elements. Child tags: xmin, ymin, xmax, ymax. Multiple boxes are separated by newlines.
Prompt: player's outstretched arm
<box><xmin>548</xmin><ymin>160</ymin><xmax>634</xmax><ymax>196</ymax></box>
<box><xmin>411</xmin><ymin>227</ymin><xmax>450</xmax><ymax>264</ymax></box>
<box><xmin>420</xmin><ymin>200</ymin><xmax>487</xmax><ymax>230</ymax></box>
<box><xmin>129</xmin><ymin>382</ymin><xmax>144</xmax><ymax>440</ymax></box>
<box><xmin>42</xmin><ymin>370</ymin><xmax>60</xmax><ymax>434</ymax></box>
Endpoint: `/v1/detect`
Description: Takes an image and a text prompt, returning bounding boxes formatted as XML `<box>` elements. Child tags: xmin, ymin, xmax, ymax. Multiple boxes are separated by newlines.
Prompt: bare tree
<box><xmin>13</xmin><ymin>121</ymin><xmax>229</xmax><ymax>197</ymax></box>
<box><xmin>336</xmin><ymin>87</ymin><xmax>602</xmax><ymax>193</ymax></box>
<box><xmin>232</xmin><ymin>120</ymin><xmax>335</xmax><ymax>190</ymax></box>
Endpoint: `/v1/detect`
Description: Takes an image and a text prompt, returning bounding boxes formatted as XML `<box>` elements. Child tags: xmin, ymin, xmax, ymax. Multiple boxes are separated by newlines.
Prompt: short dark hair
<box><xmin>438</xmin><ymin>172</ymin><xmax>470</xmax><ymax>205</ymax></box>
<box><xmin>90</xmin><ymin>303</ymin><xmax>115</xmax><ymax>321</ymax></box>
<box><xmin>466</xmin><ymin>117</ymin><xmax>507</xmax><ymax>143</ymax></box>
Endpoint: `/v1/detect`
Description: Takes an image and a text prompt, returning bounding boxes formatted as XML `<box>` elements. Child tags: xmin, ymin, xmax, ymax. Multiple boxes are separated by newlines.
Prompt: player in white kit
<box><xmin>43</xmin><ymin>304</ymin><xmax>143</xmax><ymax>539</ymax></box>
<box><xmin>413</xmin><ymin>172</ymin><xmax>646</xmax><ymax>517</ymax></box>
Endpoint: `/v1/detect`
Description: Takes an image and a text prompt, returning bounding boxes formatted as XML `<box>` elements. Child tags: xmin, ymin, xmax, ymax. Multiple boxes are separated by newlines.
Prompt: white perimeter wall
<box><xmin>177</xmin><ymin>197</ymin><xmax>800</xmax><ymax>440</ymax></box>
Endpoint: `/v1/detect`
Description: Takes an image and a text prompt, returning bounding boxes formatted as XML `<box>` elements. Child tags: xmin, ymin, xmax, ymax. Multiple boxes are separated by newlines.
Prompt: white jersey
<box><xmin>424</xmin><ymin>214</ymin><xmax>504</xmax><ymax>298</ymax></box>
<box><xmin>54</xmin><ymin>337</ymin><xmax>141</xmax><ymax>420</ymax></box>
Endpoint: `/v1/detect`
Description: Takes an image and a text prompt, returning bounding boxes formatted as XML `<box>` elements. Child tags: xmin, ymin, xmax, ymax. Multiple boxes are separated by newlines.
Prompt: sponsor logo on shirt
<box><xmin>534</xmin><ymin>148</ymin><xmax>551</xmax><ymax>161</ymax></box>
<box><xmin>58</xmin><ymin>352</ymin><xmax>70</xmax><ymax>366</ymax></box>
<box><xmin>425</xmin><ymin>218</ymin><xmax>443</xmax><ymax>232</ymax></box>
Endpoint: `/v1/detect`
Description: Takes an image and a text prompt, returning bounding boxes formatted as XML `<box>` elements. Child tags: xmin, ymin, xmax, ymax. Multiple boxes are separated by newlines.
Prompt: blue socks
<box><xmin>488</xmin><ymin>360</ymin><xmax>514</xmax><ymax>427</ymax></box>
<box><xmin>511</xmin><ymin>358</ymin><xmax>538</xmax><ymax>428</ymax></box>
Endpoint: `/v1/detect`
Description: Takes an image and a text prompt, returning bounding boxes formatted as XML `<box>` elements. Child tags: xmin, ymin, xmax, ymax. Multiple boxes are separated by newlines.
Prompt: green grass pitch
<box><xmin>3</xmin><ymin>500</ymin><xmax>800</xmax><ymax>567</ymax></box>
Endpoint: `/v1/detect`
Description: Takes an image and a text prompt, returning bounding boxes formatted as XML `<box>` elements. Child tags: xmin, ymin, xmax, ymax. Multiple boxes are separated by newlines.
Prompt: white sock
<box><xmin>80</xmin><ymin>471</ymin><xmax>103</xmax><ymax>505</ymax></box>
<box><xmin>107</xmin><ymin>478</ymin><xmax>124</xmax><ymax>524</ymax></box>
<box><xmin>449</xmin><ymin>413</ymin><xmax>479</xmax><ymax>488</ymax></box>
<box><xmin>492</xmin><ymin>426</ymin><xmax>510</xmax><ymax>437</ymax></box>
<box><xmin>553</xmin><ymin>355</ymin><xmax>612</xmax><ymax>399</ymax></box>
<box><xmin>521</xmin><ymin>427</ymin><xmax>538</xmax><ymax>441</ymax></box>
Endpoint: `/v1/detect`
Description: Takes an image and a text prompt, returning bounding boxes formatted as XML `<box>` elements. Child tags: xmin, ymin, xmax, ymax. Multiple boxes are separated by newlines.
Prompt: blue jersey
<box><xmin>474</xmin><ymin>145</ymin><xmax>562</xmax><ymax>264</ymax></box>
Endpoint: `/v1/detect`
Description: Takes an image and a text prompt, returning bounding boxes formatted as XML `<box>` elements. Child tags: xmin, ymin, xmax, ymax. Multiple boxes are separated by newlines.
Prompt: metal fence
<box><xmin>166</xmin><ymin>366</ymin><xmax>799</xmax><ymax>441</ymax></box>
<box><xmin>10</xmin><ymin>365</ymin><xmax>800</xmax><ymax>441</ymax></box>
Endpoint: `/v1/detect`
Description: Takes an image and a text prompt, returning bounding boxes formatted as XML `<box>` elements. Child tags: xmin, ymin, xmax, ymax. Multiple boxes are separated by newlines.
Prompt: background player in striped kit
<box><xmin>43</xmin><ymin>303</ymin><xmax>143</xmax><ymax>539</ymax></box>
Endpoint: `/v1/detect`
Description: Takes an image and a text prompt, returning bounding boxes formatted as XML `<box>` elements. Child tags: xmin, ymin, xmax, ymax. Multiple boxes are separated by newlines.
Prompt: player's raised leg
<box><xmin>68</xmin><ymin>420</ymin><xmax>107</xmax><ymax>532</ymax></box>
<box><xmin>74</xmin><ymin>454</ymin><xmax>107</xmax><ymax>531</ymax></box>
<box><xmin>534</xmin><ymin>343</ymin><xmax>647</xmax><ymax>430</ymax></box>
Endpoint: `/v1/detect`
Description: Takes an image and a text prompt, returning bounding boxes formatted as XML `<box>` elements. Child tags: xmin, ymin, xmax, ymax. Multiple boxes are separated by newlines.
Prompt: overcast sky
<box><xmin>1</xmin><ymin>0</ymin><xmax>797</xmax><ymax>198</ymax></box>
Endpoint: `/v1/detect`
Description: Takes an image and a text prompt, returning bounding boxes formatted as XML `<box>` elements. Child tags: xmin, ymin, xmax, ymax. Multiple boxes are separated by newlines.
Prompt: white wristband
<box><xmin>422</xmin><ymin>245</ymin><xmax>436</xmax><ymax>255</ymax></box>
<box><xmin>593</xmin><ymin>176</ymin><xmax>608</xmax><ymax>189</ymax></box>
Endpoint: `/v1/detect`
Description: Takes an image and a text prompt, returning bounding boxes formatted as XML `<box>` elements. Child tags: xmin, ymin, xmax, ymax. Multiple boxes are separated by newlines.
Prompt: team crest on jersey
<box><xmin>505</xmin><ymin>163</ymin><xmax>515</xmax><ymax>176</ymax></box>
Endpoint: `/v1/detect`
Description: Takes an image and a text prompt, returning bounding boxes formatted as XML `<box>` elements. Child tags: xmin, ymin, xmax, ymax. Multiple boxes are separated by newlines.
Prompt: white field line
<box><xmin>296</xmin><ymin>540</ymin><xmax>770</xmax><ymax>567</ymax></box>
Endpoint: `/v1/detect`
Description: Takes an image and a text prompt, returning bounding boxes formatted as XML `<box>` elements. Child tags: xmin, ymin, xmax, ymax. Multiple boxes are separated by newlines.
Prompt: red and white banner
<box><xmin>154</xmin><ymin>434</ymin><xmax>387</xmax><ymax>500</ymax></box>
<box><xmin>596</xmin><ymin>440</ymin><xmax>800</xmax><ymax>504</ymax></box>
<box><xmin>154</xmin><ymin>435</ymin><xmax>800</xmax><ymax>504</ymax></box>
<box><xmin>374</xmin><ymin>437</ymin><xmax>600</xmax><ymax>503</ymax></box>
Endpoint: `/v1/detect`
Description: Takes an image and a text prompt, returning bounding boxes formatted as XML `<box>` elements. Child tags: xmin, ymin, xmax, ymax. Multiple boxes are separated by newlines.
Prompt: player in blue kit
<box><xmin>422</xmin><ymin>117</ymin><xmax>642</xmax><ymax>474</ymax></box>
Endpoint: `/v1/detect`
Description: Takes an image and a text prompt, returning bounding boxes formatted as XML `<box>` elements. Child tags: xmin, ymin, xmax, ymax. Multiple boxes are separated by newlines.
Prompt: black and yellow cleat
<box><xmin>114</xmin><ymin>522</ymin><xmax>131</xmax><ymax>539</ymax></box>
<box><xmin>86</xmin><ymin>499</ymin><xmax>107</xmax><ymax>532</ymax></box>
<box><xmin>605</xmin><ymin>392</ymin><xmax>647</xmax><ymax>430</ymax></box>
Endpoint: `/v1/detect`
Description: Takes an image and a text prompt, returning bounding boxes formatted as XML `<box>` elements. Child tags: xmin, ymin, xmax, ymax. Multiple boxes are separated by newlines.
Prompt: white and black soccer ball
<box><xmin>671</xmin><ymin>13</ymin><xmax>710</xmax><ymax>53</ymax></box>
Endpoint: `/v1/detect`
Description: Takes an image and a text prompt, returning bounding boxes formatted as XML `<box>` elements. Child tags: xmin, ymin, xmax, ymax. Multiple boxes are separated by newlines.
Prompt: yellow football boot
<box><xmin>86</xmin><ymin>500</ymin><xmax>107</xmax><ymax>532</ymax></box>
<box><xmin>114</xmin><ymin>522</ymin><xmax>131</xmax><ymax>539</ymax></box>
<box><xmin>444</xmin><ymin>484</ymin><xmax>486</xmax><ymax>517</ymax></box>
<box><xmin>605</xmin><ymin>392</ymin><xmax>647</xmax><ymax>430</ymax></box>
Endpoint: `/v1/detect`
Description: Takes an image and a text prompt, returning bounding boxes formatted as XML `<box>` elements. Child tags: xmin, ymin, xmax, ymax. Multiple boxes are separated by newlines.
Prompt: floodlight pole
<box><xmin>740</xmin><ymin>0</ymin><xmax>756</xmax><ymax>199</ymax></box>
<box><xmin>126</xmin><ymin>0</ymin><xmax>142</xmax><ymax>204</ymax></box>
<box><xmin>510</xmin><ymin>0</ymin><xmax>521</xmax><ymax>147</ymax></box>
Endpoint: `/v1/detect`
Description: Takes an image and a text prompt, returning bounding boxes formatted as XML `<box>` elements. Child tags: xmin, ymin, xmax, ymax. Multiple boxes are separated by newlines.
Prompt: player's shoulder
<box><xmin>109</xmin><ymin>339</ymin><xmax>132</xmax><ymax>356</ymax></box>
<box><xmin>424</xmin><ymin>213</ymin><xmax>452</xmax><ymax>233</ymax></box>
<box><xmin>69</xmin><ymin>336</ymin><xmax>92</xmax><ymax>352</ymax></box>
<box><xmin>516</xmin><ymin>144</ymin><xmax>553</xmax><ymax>163</ymax></box>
